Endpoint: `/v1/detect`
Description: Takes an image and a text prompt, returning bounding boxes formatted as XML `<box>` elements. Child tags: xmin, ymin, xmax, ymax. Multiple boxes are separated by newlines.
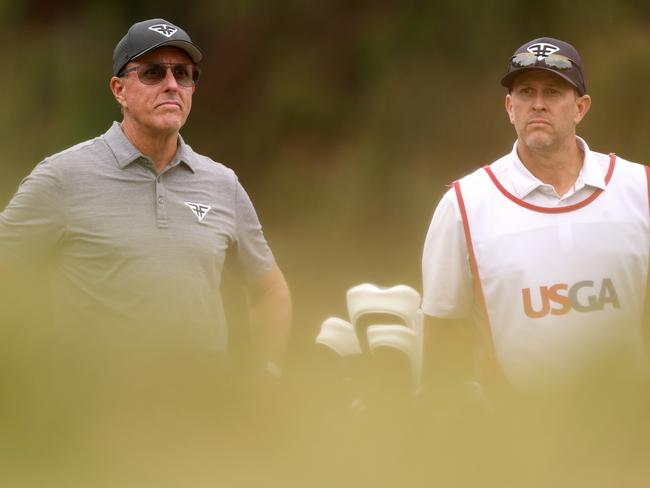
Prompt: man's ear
<box><xmin>110</xmin><ymin>76</ymin><xmax>127</xmax><ymax>109</ymax></box>
<box><xmin>505</xmin><ymin>93</ymin><xmax>515</xmax><ymax>125</ymax></box>
<box><xmin>574</xmin><ymin>94</ymin><xmax>591</xmax><ymax>125</ymax></box>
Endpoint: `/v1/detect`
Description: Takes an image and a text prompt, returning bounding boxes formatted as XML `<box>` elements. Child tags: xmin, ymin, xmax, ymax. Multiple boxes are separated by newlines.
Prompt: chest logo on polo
<box><xmin>521</xmin><ymin>278</ymin><xmax>620</xmax><ymax>318</ymax></box>
<box><xmin>148</xmin><ymin>24</ymin><xmax>178</xmax><ymax>38</ymax></box>
<box><xmin>184</xmin><ymin>202</ymin><xmax>211</xmax><ymax>222</ymax></box>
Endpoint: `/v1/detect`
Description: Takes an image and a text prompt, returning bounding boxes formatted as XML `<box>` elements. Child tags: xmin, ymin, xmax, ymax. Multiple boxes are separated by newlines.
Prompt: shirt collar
<box><xmin>102</xmin><ymin>121</ymin><xmax>196</xmax><ymax>173</ymax></box>
<box><xmin>508</xmin><ymin>136</ymin><xmax>607</xmax><ymax>199</ymax></box>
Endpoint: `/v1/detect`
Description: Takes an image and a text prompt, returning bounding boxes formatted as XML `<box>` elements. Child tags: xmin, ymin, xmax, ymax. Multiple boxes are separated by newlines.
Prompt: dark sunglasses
<box><xmin>510</xmin><ymin>52</ymin><xmax>575</xmax><ymax>71</ymax></box>
<box><xmin>119</xmin><ymin>62</ymin><xmax>200</xmax><ymax>87</ymax></box>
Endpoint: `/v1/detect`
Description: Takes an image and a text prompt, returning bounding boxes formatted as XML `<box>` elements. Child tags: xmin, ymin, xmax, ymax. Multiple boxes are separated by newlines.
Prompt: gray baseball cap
<box><xmin>112</xmin><ymin>18</ymin><xmax>203</xmax><ymax>76</ymax></box>
<box><xmin>501</xmin><ymin>37</ymin><xmax>586</xmax><ymax>96</ymax></box>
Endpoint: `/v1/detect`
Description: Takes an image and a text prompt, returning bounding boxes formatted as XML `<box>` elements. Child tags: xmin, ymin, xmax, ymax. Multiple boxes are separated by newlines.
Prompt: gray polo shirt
<box><xmin>0</xmin><ymin>122</ymin><xmax>275</xmax><ymax>351</ymax></box>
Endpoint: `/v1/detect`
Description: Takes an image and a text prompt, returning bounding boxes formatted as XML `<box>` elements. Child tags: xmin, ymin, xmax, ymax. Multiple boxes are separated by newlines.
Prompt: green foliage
<box><xmin>3</xmin><ymin>4</ymin><xmax>650</xmax><ymax>484</ymax></box>
<box><xmin>3</xmin><ymin>0</ymin><xmax>650</xmax><ymax>363</ymax></box>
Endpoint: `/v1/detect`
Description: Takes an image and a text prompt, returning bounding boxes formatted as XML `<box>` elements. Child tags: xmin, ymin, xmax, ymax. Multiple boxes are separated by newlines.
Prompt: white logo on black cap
<box><xmin>185</xmin><ymin>202</ymin><xmax>211</xmax><ymax>222</ymax></box>
<box><xmin>148</xmin><ymin>24</ymin><xmax>178</xmax><ymax>38</ymax></box>
<box><xmin>527</xmin><ymin>42</ymin><xmax>560</xmax><ymax>61</ymax></box>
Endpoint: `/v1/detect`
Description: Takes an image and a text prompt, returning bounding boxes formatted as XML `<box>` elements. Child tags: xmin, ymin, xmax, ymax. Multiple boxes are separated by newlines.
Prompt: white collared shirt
<box><xmin>491</xmin><ymin>136</ymin><xmax>608</xmax><ymax>205</ymax></box>
<box><xmin>421</xmin><ymin>136</ymin><xmax>612</xmax><ymax>319</ymax></box>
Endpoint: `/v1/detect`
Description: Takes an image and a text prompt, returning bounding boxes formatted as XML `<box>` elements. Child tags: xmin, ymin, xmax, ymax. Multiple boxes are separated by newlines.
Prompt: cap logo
<box><xmin>526</xmin><ymin>42</ymin><xmax>560</xmax><ymax>61</ymax></box>
<box><xmin>148</xmin><ymin>24</ymin><xmax>178</xmax><ymax>38</ymax></box>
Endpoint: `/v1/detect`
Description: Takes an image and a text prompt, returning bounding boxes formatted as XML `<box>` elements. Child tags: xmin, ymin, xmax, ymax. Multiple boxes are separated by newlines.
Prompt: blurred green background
<box><xmin>3</xmin><ymin>0</ymin><xmax>650</xmax><ymax>350</ymax></box>
<box><xmin>3</xmin><ymin>1</ymin><xmax>650</xmax><ymax>486</ymax></box>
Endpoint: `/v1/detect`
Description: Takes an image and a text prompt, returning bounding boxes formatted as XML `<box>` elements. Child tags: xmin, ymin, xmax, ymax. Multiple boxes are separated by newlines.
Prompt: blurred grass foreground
<box><xmin>1</xmin><ymin>274</ymin><xmax>650</xmax><ymax>488</ymax></box>
<box><xmin>3</xmin><ymin>2</ymin><xmax>650</xmax><ymax>486</ymax></box>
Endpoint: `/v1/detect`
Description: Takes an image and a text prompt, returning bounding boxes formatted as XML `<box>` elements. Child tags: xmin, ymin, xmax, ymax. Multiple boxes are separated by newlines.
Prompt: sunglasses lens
<box><xmin>171</xmin><ymin>65</ymin><xmax>194</xmax><ymax>86</ymax></box>
<box><xmin>191</xmin><ymin>65</ymin><xmax>200</xmax><ymax>84</ymax></box>
<box><xmin>511</xmin><ymin>53</ymin><xmax>537</xmax><ymax>68</ymax></box>
<box><xmin>138</xmin><ymin>64</ymin><xmax>166</xmax><ymax>84</ymax></box>
<box><xmin>510</xmin><ymin>53</ymin><xmax>573</xmax><ymax>71</ymax></box>
<box><xmin>136</xmin><ymin>64</ymin><xmax>199</xmax><ymax>86</ymax></box>
<box><xmin>543</xmin><ymin>55</ymin><xmax>573</xmax><ymax>70</ymax></box>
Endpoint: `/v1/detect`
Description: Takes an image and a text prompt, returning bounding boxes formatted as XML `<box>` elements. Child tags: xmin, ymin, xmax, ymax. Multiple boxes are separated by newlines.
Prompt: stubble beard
<box><xmin>520</xmin><ymin>126</ymin><xmax>559</xmax><ymax>154</ymax></box>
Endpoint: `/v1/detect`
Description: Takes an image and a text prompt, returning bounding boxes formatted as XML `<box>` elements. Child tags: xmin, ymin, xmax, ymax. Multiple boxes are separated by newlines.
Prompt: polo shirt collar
<box><xmin>175</xmin><ymin>133</ymin><xmax>197</xmax><ymax>172</ymax></box>
<box><xmin>509</xmin><ymin>136</ymin><xmax>607</xmax><ymax>199</ymax></box>
<box><xmin>103</xmin><ymin>121</ymin><xmax>196</xmax><ymax>173</ymax></box>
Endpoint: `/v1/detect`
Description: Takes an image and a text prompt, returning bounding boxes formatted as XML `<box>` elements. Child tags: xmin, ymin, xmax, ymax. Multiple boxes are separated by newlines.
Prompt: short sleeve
<box><xmin>232</xmin><ymin>179</ymin><xmax>275</xmax><ymax>282</ymax></box>
<box><xmin>0</xmin><ymin>159</ymin><xmax>65</xmax><ymax>262</ymax></box>
<box><xmin>421</xmin><ymin>187</ymin><xmax>473</xmax><ymax>318</ymax></box>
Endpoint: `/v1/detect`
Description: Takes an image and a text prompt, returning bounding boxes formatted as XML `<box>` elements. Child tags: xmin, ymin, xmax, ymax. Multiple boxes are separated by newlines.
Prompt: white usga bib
<box><xmin>454</xmin><ymin>154</ymin><xmax>650</xmax><ymax>392</ymax></box>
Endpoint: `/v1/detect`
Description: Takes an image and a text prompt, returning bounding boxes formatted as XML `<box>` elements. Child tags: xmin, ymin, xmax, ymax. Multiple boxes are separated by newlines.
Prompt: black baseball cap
<box><xmin>112</xmin><ymin>18</ymin><xmax>203</xmax><ymax>76</ymax></box>
<box><xmin>500</xmin><ymin>37</ymin><xmax>587</xmax><ymax>96</ymax></box>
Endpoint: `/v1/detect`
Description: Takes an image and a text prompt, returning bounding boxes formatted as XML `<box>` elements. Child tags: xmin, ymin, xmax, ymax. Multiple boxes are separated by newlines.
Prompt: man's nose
<box><xmin>161</xmin><ymin>66</ymin><xmax>180</xmax><ymax>89</ymax></box>
<box><xmin>531</xmin><ymin>92</ymin><xmax>547</xmax><ymax>110</ymax></box>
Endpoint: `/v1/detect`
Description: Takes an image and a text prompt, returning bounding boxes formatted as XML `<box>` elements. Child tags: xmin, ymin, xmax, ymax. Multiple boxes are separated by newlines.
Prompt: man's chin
<box><xmin>523</xmin><ymin>134</ymin><xmax>554</xmax><ymax>151</ymax></box>
<box><xmin>153</xmin><ymin>117</ymin><xmax>186</xmax><ymax>134</ymax></box>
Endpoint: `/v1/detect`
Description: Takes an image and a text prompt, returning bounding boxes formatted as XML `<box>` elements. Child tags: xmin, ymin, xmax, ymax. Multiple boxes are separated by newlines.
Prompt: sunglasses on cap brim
<box><xmin>509</xmin><ymin>52</ymin><xmax>576</xmax><ymax>71</ymax></box>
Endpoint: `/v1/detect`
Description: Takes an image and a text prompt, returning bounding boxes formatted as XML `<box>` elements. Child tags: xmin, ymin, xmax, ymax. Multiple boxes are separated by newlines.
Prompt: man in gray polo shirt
<box><xmin>0</xmin><ymin>19</ymin><xmax>291</xmax><ymax>374</ymax></box>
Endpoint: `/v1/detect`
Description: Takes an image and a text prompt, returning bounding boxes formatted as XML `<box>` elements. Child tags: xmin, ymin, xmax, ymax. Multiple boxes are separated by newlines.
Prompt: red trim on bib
<box><xmin>453</xmin><ymin>180</ymin><xmax>501</xmax><ymax>382</ymax></box>
<box><xmin>641</xmin><ymin>166</ymin><xmax>650</xmax><ymax>357</ymax></box>
<box><xmin>483</xmin><ymin>154</ymin><xmax>616</xmax><ymax>213</ymax></box>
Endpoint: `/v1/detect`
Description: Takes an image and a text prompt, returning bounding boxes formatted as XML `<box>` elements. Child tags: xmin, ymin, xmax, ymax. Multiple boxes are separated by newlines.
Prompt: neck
<box><xmin>120</xmin><ymin>120</ymin><xmax>179</xmax><ymax>173</ymax></box>
<box><xmin>517</xmin><ymin>137</ymin><xmax>584</xmax><ymax>197</ymax></box>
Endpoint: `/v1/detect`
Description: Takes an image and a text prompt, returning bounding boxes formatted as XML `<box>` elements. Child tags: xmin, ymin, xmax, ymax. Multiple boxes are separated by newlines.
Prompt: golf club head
<box><xmin>366</xmin><ymin>324</ymin><xmax>422</xmax><ymax>387</ymax></box>
<box><xmin>313</xmin><ymin>317</ymin><xmax>364</xmax><ymax>412</ymax></box>
<box><xmin>316</xmin><ymin>316</ymin><xmax>362</xmax><ymax>357</ymax></box>
<box><xmin>346</xmin><ymin>283</ymin><xmax>422</xmax><ymax>353</ymax></box>
<box><xmin>346</xmin><ymin>283</ymin><xmax>421</xmax><ymax>327</ymax></box>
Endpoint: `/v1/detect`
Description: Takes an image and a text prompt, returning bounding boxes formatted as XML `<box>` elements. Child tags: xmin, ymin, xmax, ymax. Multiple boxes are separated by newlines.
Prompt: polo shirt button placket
<box><xmin>155</xmin><ymin>175</ymin><xmax>168</xmax><ymax>229</ymax></box>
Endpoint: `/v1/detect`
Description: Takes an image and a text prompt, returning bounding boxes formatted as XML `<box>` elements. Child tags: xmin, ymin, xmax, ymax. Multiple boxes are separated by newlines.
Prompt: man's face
<box><xmin>505</xmin><ymin>70</ymin><xmax>590</xmax><ymax>153</ymax></box>
<box><xmin>111</xmin><ymin>46</ymin><xmax>196</xmax><ymax>136</ymax></box>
